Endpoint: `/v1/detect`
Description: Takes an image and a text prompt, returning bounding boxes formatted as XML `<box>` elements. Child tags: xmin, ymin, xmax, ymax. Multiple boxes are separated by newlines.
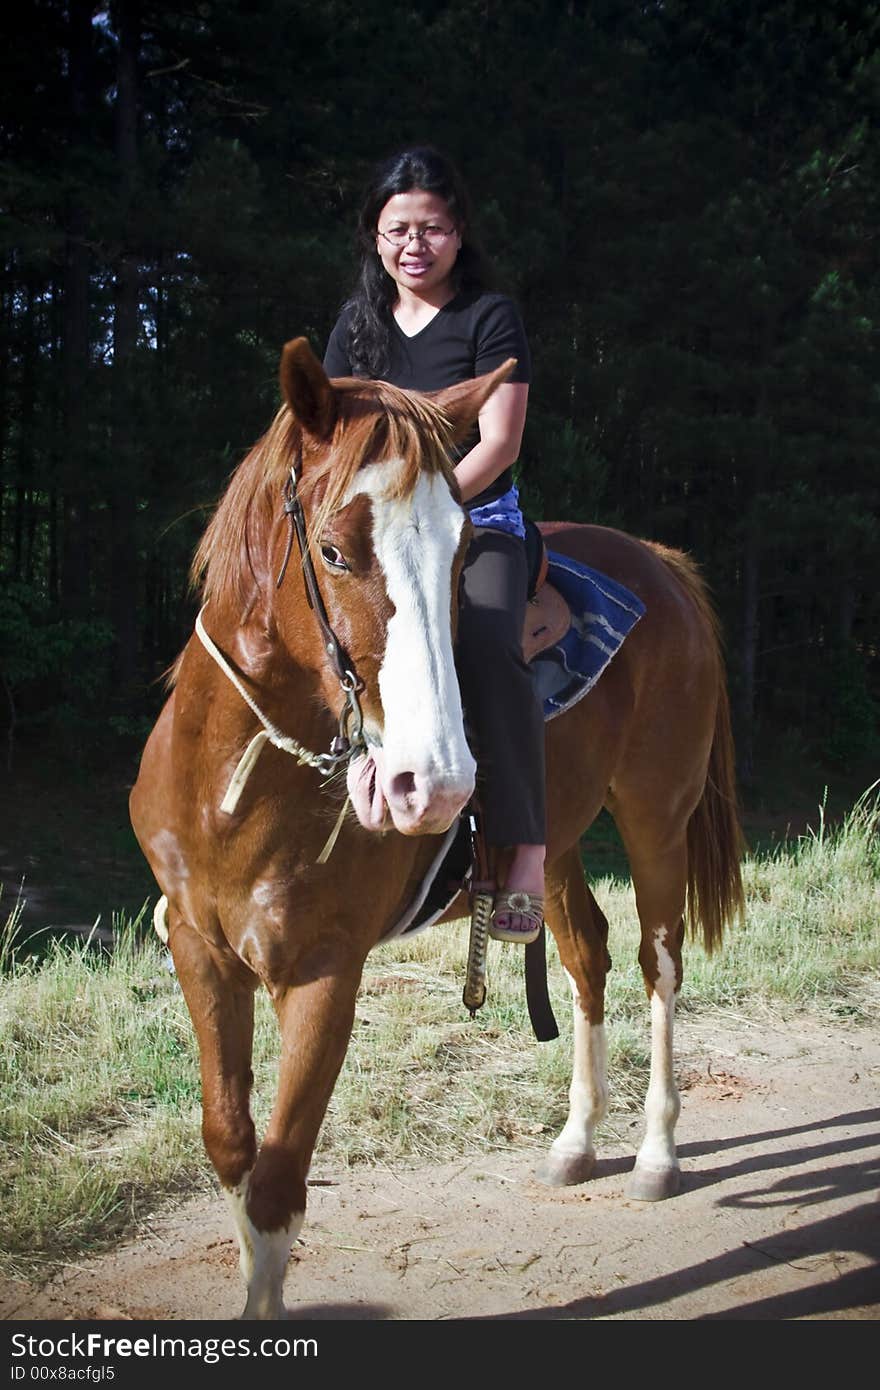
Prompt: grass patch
<box><xmin>0</xmin><ymin>916</ymin><xmax>209</xmax><ymax>1280</ymax></box>
<box><xmin>2</xmin><ymin>787</ymin><xmax>878</xmax><ymax>1281</ymax></box>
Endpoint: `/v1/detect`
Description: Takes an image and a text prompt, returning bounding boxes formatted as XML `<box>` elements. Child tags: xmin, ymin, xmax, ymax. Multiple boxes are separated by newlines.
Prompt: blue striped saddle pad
<box><xmin>535</xmin><ymin>551</ymin><xmax>645</xmax><ymax>719</ymax></box>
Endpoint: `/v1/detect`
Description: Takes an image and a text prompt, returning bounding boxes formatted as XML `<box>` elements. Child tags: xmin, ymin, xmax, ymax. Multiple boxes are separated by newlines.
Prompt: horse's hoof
<box><xmin>536</xmin><ymin>1149</ymin><xmax>596</xmax><ymax>1187</ymax></box>
<box><xmin>626</xmin><ymin>1163</ymin><xmax>680</xmax><ymax>1202</ymax></box>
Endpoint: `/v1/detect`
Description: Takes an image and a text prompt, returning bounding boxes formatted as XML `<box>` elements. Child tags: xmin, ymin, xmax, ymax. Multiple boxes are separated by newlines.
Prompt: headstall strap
<box><xmin>277</xmin><ymin>455</ymin><xmax>358</xmax><ymax>690</ymax></box>
<box><xmin>273</xmin><ymin>447</ymin><xmax>366</xmax><ymax>771</ymax></box>
<box><xmin>196</xmin><ymin>445</ymin><xmax>369</xmax><ymax>854</ymax></box>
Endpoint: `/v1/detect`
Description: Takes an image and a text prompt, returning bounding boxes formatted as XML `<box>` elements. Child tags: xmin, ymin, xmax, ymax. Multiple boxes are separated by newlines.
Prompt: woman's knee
<box><xmin>456</xmin><ymin>604</ymin><xmax>524</xmax><ymax>664</ymax></box>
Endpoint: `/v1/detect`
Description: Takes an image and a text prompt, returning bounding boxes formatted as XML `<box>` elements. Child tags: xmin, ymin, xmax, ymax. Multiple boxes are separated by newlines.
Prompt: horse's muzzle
<box><xmin>385</xmin><ymin>769</ymin><xmax>474</xmax><ymax>836</ymax></box>
<box><xmin>346</xmin><ymin>752</ymin><xmax>474</xmax><ymax>836</ymax></box>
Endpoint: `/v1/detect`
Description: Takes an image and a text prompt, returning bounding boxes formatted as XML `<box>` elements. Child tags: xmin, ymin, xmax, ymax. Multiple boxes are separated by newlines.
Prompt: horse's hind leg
<box><xmin>537</xmin><ymin>845</ymin><xmax>611</xmax><ymax>1187</ymax></box>
<box><xmin>614</xmin><ymin>818</ymin><xmax>689</xmax><ymax>1201</ymax></box>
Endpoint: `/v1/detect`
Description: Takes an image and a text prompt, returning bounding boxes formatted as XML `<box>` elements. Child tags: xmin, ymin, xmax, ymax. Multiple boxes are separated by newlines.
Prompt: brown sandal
<box><xmin>489</xmin><ymin>890</ymin><xmax>544</xmax><ymax>945</ymax></box>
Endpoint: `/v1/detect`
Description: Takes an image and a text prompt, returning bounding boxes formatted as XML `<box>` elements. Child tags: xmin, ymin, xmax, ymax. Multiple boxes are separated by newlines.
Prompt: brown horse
<box><xmin>130</xmin><ymin>338</ymin><xmax>744</xmax><ymax>1319</ymax></box>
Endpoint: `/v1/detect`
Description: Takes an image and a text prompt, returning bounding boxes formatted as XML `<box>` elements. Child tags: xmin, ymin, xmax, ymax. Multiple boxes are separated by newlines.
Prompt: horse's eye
<box><xmin>320</xmin><ymin>544</ymin><xmax>349</xmax><ymax>573</ymax></box>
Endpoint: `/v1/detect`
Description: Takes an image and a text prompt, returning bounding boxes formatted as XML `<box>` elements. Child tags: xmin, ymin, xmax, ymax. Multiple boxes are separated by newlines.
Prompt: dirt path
<box><xmin>3</xmin><ymin>1014</ymin><xmax>878</xmax><ymax>1322</ymax></box>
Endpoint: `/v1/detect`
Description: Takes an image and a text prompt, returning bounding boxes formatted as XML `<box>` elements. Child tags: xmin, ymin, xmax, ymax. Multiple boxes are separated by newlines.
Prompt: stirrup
<box><xmin>489</xmin><ymin>890</ymin><xmax>544</xmax><ymax>945</ymax></box>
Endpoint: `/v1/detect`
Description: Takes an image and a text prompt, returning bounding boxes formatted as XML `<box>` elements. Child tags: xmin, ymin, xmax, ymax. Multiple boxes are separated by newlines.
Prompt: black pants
<box><xmin>456</xmin><ymin>528</ymin><xmax>546</xmax><ymax>846</ymax></box>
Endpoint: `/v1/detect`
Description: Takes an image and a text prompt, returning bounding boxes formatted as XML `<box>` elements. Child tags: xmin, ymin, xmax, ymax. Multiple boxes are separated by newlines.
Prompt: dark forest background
<box><xmin>2</xmin><ymin>0</ymin><xmax>878</xmax><ymax>872</ymax></box>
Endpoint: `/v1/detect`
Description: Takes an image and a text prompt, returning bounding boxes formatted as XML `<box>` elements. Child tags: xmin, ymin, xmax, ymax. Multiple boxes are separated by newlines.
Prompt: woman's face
<box><xmin>375</xmin><ymin>190</ymin><xmax>462</xmax><ymax>298</ymax></box>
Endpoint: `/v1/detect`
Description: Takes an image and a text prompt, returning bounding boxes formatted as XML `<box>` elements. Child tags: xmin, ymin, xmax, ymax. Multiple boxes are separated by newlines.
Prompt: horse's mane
<box><xmin>192</xmin><ymin>378</ymin><xmax>458</xmax><ymax>613</ymax></box>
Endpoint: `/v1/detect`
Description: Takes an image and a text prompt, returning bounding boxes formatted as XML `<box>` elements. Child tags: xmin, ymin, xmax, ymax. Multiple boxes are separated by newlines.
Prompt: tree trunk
<box><xmin>61</xmin><ymin>0</ymin><xmax>95</xmax><ymax>619</ymax></box>
<box><xmin>0</xmin><ymin>271</ymin><xmax>9</xmax><ymax>565</ymax></box>
<box><xmin>109</xmin><ymin>0</ymin><xmax>141</xmax><ymax>691</ymax></box>
<box><xmin>738</xmin><ymin>505</ymin><xmax>759</xmax><ymax>786</ymax></box>
<box><xmin>13</xmin><ymin>280</ymin><xmax>37</xmax><ymax>583</ymax></box>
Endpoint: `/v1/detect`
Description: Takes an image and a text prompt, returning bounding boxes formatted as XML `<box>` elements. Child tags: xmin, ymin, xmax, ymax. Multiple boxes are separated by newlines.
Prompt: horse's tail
<box><xmin>653</xmin><ymin>546</ymin><xmax>746</xmax><ymax>954</ymax></box>
<box><xmin>153</xmin><ymin>895</ymin><xmax>170</xmax><ymax>946</ymax></box>
<box><xmin>686</xmin><ymin>671</ymin><xmax>746</xmax><ymax>953</ymax></box>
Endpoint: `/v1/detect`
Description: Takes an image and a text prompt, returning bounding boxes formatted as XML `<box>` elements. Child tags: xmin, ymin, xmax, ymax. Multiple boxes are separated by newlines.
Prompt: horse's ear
<box><xmin>279</xmin><ymin>338</ymin><xmax>337</xmax><ymax>440</ymax></box>
<box><xmin>428</xmin><ymin>358</ymin><xmax>517</xmax><ymax>443</ymax></box>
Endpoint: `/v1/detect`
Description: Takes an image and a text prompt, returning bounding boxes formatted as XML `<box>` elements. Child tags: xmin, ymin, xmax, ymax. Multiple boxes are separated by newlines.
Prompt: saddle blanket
<box><xmin>534</xmin><ymin>550</ymin><xmax>645</xmax><ymax>719</ymax></box>
<box><xmin>382</xmin><ymin>551</ymin><xmax>645</xmax><ymax>942</ymax></box>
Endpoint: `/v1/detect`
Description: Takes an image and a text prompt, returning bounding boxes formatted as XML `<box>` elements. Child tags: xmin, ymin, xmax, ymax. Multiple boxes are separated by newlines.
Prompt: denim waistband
<box><xmin>467</xmin><ymin>484</ymin><xmax>525</xmax><ymax>539</ymax></box>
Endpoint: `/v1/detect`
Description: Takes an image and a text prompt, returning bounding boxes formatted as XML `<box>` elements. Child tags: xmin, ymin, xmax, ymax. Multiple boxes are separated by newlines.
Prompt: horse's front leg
<box><xmin>230</xmin><ymin>949</ymin><xmax>364</xmax><ymax>1320</ymax></box>
<box><xmin>168</xmin><ymin>916</ymin><xmax>260</xmax><ymax>1264</ymax></box>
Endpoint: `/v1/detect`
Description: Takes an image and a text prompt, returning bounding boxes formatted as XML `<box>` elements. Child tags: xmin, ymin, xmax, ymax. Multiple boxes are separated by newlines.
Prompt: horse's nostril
<box><xmin>388</xmin><ymin>771</ymin><xmax>417</xmax><ymax>804</ymax></box>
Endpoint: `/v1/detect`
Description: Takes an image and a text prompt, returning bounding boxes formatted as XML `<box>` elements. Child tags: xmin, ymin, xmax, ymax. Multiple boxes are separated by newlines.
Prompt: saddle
<box><xmin>522</xmin><ymin>518</ymin><xmax>570</xmax><ymax>662</ymax></box>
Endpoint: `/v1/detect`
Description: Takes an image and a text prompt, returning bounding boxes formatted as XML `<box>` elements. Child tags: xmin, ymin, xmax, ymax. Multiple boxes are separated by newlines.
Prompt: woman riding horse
<box><xmin>323</xmin><ymin>146</ymin><xmax>546</xmax><ymax>945</ymax></box>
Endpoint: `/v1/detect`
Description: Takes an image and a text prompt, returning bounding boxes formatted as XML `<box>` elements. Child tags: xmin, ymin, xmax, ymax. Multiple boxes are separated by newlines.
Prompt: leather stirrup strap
<box><xmin>524</xmin><ymin>927</ymin><xmax>560</xmax><ymax>1042</ymax></box>
<box><xmin>465</xmin><ymin>798</ymin><xmax>559</xmax><ymax>1042</ymax></box>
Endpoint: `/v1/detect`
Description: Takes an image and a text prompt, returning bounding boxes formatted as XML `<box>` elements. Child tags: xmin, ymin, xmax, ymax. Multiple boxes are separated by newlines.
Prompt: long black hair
<box><xmin>344</xmin><ymin>146</ymin><xmax>497</xmax><ymax>378</ymax></box>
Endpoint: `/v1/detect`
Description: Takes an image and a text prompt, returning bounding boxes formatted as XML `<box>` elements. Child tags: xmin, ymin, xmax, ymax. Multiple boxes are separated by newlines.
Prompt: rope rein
<box><xmin>195</xmin><ymin>608</ymin><xmax>337</xmax><ymax>775</ymax></box>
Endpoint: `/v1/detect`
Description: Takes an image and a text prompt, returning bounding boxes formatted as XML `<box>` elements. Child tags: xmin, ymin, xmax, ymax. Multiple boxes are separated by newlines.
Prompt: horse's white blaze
<box><xmin>225</xmin><ymin>1178</ymin><xmax>303</xmax><ymax>1320</ymax></box>
<box><xmin>345</xmin><ymin>462</ymin><xmax>475</xmax><ymax>830</ymax></box>
<box><xmin>549</xmin><ymin>969</ymin><xmax>608</xmax><ymax>1161</ymax></box>
<box><xmin>634</xmin><ymin>926</ymin><xmax>681</xmax><ymax>1174</ymax></box>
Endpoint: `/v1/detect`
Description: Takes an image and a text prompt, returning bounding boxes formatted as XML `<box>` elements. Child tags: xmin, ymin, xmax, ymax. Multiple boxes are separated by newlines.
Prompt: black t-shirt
<box><xmin>323</xmin><ymin>290</ymin><xmax>531</xmax><ymax>507</ymax></box>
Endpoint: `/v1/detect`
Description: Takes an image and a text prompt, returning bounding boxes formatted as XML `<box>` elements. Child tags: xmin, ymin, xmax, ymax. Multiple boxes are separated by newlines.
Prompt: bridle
<box><xmin>195</xmin><ymin>441</ymin><xmax>369</xmax><ymax>825</ymax></box>
<box><xmin>276</xmin><ymin>453</ymin><xmax>366</xmax><ymax>772</ymax></box>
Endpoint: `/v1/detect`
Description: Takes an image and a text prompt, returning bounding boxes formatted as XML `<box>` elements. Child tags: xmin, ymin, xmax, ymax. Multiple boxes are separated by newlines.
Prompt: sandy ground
<box><xmin>2</xmin><ymin>1012</ymin><xmax>878</xmax><ymax>1323</ymax></box>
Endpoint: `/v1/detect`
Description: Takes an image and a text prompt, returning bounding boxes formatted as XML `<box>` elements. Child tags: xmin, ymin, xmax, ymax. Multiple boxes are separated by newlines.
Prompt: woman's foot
<box><xmin>489</xmin><ymin>843</ymin><xmax>546</xmax><ymax>943</ymax></box>
<box><xmin>489</xmin><ymin>889</ymin><xmax>544</xmax><ymax>943</ymax></box>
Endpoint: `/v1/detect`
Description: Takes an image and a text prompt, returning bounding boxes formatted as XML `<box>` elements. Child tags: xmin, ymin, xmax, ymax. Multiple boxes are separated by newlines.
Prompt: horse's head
<box><xmin>276</xmin><ymin>339</ymin><xmax>514</xmax><ymax>837</ymax></box>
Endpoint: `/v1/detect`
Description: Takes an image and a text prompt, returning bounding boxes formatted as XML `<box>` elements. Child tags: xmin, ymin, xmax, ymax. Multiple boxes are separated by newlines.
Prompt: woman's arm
<box><xmin>453</xmin><ymin>381</ymin><xmax>529</xmax><ymax>502</ymax></box>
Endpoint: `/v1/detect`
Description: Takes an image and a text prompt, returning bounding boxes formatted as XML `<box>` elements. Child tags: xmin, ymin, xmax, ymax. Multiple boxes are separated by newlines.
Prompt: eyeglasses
<box><xmin>377</xmin><ymin>225</ymin><xmax>456</xmax><ymax>249</ymax></box>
